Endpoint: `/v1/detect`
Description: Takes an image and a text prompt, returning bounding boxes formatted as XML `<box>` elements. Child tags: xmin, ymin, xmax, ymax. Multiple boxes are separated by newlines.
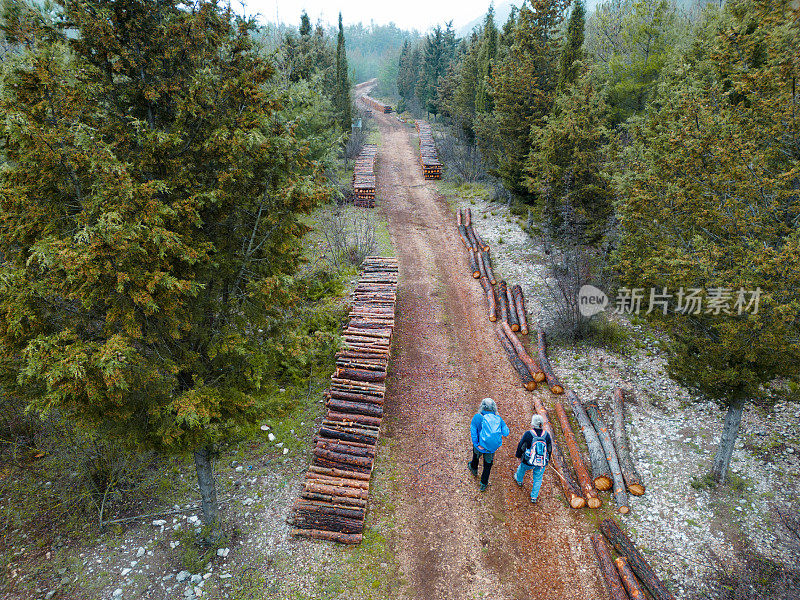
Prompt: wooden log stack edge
<box><xmin>360</xmin><ymin>95</ymin><xmax>393</xmax><ymax>113</ymax></box>
<box><xmin>415</xmin><ymin>120</ymin><xmax>442</xmax><ymax>179</ymax></box>
<box><xmin>291</xmin><ymin>256</ymin><xmax>398</xmax><ymax>545</ymax></box>
<box><xmin>352</xmin><ymin>144</ymin><xmax>378</xmax><ymax>207</ymax></box>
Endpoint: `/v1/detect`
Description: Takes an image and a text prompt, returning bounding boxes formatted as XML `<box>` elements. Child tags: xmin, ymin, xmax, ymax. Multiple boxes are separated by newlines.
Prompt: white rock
<box><xmin>176</xmin><ymin>570</ymin><xmax>191</xmax><ymax>582</ymax></box>
<box><xmin>243</xmin><ymin>497</ymin><xmax>254</xmax><ymax>506</ymax></box>
<box><xmin>130</xmin><ymin>561</ymin><xmax>137</xmax><ymax>568</ymax></box>
<box><xmin>260</xmin><ymin>425</ymin><xmax>269</xmax><ymax>431</ymax></box>
<box><xmin>235</xmin><ymin>466</ymin><xmax>243</xmax><ymax>472</ymax></box>
<box><xmin>267</xmin><ymin>433</ymin><xmax>276</xmax><ymax>442</ymax></box>
<box><xmin>282</xmin><ymin>448</ymin><xmax>288</xmax><ymax>455</ymax></box>
<box><xmin>170</xmin><ymin>541</ymin><xmax>180</xmax><ymax>549</ymax></box>
<box><xmin>136</xmin><ymin>547</ymin><xmax>145</xmax><ymax>558</ymax></box>
<box><xmin>152</xmin><ymin>519</ymin><xmax>167</xmax><ymax>526</ymax></box>
<box><xmin>220</xmin><ymin>573</ymin><xmax>232</xmax><ymax>579</ymax></box>
<box><xmin>191</xmin><ymin>574</ymin><xmax>202</xmax><ymax>584</ymax></box>
<box><xmin>216</xmin><ymin>548</ymin><xmax>230</xmax><ymax>557</ymax></box>
<box><xmin>121</xmin><ymin>568</ymin><xmax>131</xmax><ymax>576</ymax></box>
<box><xmin>194</xmin><ymin>586</ymin><xmax>203</xmax><ymax>597</ymax></box>
<box><xmin>112</xmin><ymin>590</ymin><xmax>123</xmax><ymax>599</ymax></box>
<box><xmin>188</xmin><ymin>516</ymin><xmax>200</xmax><ymax>524</ymax></box>
<box><xmin>203</xmin><ymin>572</ymin><xmax>212</xmax><ymax>579</ymax></box>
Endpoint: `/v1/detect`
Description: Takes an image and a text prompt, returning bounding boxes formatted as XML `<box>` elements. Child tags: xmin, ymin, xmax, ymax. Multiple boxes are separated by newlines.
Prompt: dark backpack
<box><xmin>523</xmin><ymin>430</ymin><xmax>548</xmax><ymax>467</ymax></box>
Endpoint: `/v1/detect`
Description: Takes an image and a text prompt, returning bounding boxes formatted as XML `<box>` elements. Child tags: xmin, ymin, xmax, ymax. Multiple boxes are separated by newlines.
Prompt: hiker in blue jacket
<box><xmin>469</xmin><ymin>398</ymin><xmax>510</xmax><ymax>491</ymax></box>
<box><xmin>514</xmin><ymin>414</ymin><xmax>552</xmax><ymax>504</ymax></box>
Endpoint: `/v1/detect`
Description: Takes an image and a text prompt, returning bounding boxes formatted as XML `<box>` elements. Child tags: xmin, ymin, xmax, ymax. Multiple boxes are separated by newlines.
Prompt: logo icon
<box><xmin>578</xmin><ymin>285</ymin><xmax>609</xmax><ymax>317</ymax></box>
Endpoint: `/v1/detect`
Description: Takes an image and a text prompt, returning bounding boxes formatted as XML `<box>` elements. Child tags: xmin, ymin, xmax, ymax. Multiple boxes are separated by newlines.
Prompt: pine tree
<box><xmin>476</xmin><ymin>6</ymin><xmax>499</xmax><ymax>114</ymax></box>
<box><xmin>613</xmin><ymin>0</ymin><xmax>800</xmax><ymax>484</ymax></box>
<box><xmin>491</xmin><ymin>0</ymin><xmax>569</xmax><ymax>200</ymax></box>
<box><xmin>0</xmin><ymin>0</ymin><xmax>331</xmax><ymax>539</ymax></box>
<box><xmin>335</xmin><ymin>12</ymin><xmax>351</xmax><ymax>134</ymax></box>
<box><xmin>558</xmin><ymin>0</ymin><xmax>585</xmax><ymax>89</ymax></box>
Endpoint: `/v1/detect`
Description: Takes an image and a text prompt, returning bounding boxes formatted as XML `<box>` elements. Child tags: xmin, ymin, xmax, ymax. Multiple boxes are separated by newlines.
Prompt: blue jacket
<box><xmin>471</xmin><ymin>410</ymin><xmax>510</xmax><ymax>451</ymax></box>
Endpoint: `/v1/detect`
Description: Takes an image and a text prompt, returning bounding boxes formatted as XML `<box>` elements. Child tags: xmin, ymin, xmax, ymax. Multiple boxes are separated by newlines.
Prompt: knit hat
<box><xmin>480</xmin><ymin>398</ymin><xmax>497</xmax><ymax>413</ymax></box>
<box><xmin>531</xmin><ymin>414</ymin><xmax>544</xmax><ymax>429</ymax></box>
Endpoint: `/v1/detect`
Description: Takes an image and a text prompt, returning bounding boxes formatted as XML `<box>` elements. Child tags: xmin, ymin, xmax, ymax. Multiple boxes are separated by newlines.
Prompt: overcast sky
<box><xmin>241</xmin><ymin>0</ymin><xmax>497</xmax><ymax>32</ymax></box>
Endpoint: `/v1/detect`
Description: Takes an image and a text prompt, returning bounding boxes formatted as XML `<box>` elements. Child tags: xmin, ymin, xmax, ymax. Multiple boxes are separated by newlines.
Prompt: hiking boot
<box><xmin>468</xmin><ymin>463</ymin><xmax>478</xmax><ymax>477</ymax></box>
<box><xmin>479</xmin><ymin>482</ymin><xmax>487</xmax><ymax>491</ymax></box>
<box><xmin>513</xmin><ymin>471</ymin><xmax>523</xmax><ymax>487</ymax></box>
<box><xmin>530</xmin><ymin>497</ymin><xmax>538</xmax><ymax>504</ymax></box>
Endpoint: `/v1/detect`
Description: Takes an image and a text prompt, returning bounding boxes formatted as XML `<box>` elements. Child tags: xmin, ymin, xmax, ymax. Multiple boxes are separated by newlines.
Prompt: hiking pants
<box><xmin>471</xmin><ymin>446</ymin><xmax>494</xmax><ymax>486</ymax></box>
<box><xmin>515</xmin><ymin>461</ymin><xmax>545</xmax><ymax>501</ymax></box>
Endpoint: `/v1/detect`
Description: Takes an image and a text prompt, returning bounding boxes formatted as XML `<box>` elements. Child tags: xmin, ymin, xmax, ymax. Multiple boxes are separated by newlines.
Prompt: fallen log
<box><xmin>293</xmin><ymin>499</ymin><xmax>366</xmax><ymax>519</ymax></box>
<box><xmin>465</xmin><ymin>207</ymin><xmax>472</xmax><ymax>226</ymax></box>
<box><xmin>477</xmin><ymin>249</ymin><xmax>488</xmax><ymax>279</ymax></box>
<box><xmin>315</xmin><ymin>439</ymin><xmax>376</xmax><ymax>457</ymax></box>
<box><xmin>292</xmin><ymin>513</ymin><xmax>363</xmax><ymax>534</ymax></box>
<box><xmin>554</xmin><ymin>401</ymin><xmax>601</xmax><ymax>509</ymax></box>
<box><xmin>531</xmin><ymin>395</ymin><xmax>585</xmax><ymax>508</ymax></box>
<box><xmin>591</xmin><ymin>532</ymin><xmax>629</xmax><ymax>600</ymax></box>
<box><xmin>536</xmin><ymin>328</ymin><xmax>564</xmax><ymax>394</ymax></box>
<box><xmin>480</xmin><ymin>251</ymin><xmax>496</xmax><ymax>285</ymax></box>
<box><xmin>327</xmin><ymin>389</ymin><xmax>384</xmax><ymax>405</ymax></box>
<box><xmin>472</xmin><ymin>228</ymin><xmax>489</xmax><ymax>252</ymax></box>
<box><xmin>308</xmin><ymin>465</ymin><xmax>372</xmax><ymax>482</ymax></box>
<box><xmin>305</xmin><ymin>473</ymin><xmax>371</xmax><ymax>490</ymax></box>
<box><xmin>300</xmin><ymin>491</ymin><xmax>367</xmax><ymax>507</ymax></box>
<box><xmin>292</xmin><ymin>528</ymin><xmax>363</xmax><ymax>545</ymax></box>
<box><xmin>313</xmin><ymin>448</ymin><xmax>374</xmax><ymax>470</ymax></box>
<box><xmin>505</xmin><ymin>286</ymin><xmax>520</xmax><ymax>331</ymax></box>
<box><xmin>584</xmin><ymin>398</ymin><xmax>629</xmax><ymax>514</ymax></box>
<box><xmin>498</xmin><ymin>281</ymin><xmax>509</xmax><ymax>324</ymax></box>
<box><xmin>612</xmin><ymin>389</ymin><xmax>645</xmax><ymax>496</ymax></box>
<box><xmin>600</xmin><ymin>519</ymin><xmax>676</xmax><ymax>600</ymax></box>
<box><xmin>458</xmin><ymin>224</ymin><xmax>471</xmax><ymax>249</ymax></box>
<box><xmin>567</xmin><ymin>390</ymin><xmax>612</xmax><ymax>491</ymax></box>
<box><xmin>615</xmin><ymin>557</ymin><xmax>645</xmax><ymax>600</ymax></box>
<box><xmin>326</xmin><ymin>410</ymin><xmax>382</xmax><ymax>428</ymax></box>
<box><xmin>511</xmin><ymin>285</ymin><xmax>529</xmax><ymax>335</ymax></box>
<box><xmin>326</xmin><ymin>399</ymin><xmax>383</xmax><ymax>418</ymax></box>
<box><xmin>335</xmin><ymin>367</ymin><xmax>386</xmax><ymax>383</ymax></box>
<box><xmin>487</xmin><ymin>286</ymin><xmax>498</xmax><ymax>322</ymax></box>
<box><xmin>318</xmin><ymin>427</ymin><xmax>376</xmax><ymax>446</ymax></box>
<box><xmin>496</xmin><ymin>329</ymin><xmax>536</xmax><ymax>391</ymax></box>
<box><xmin>457</xmin><ymin>209</ymin><xmax>463</xmax><ymax>226</ymax></box>
<box><xmin>468</xmin><ymin>249</ymin><xmax>481</xmax><ymax>278</ymax></box>
<box><xmin>465</xmin><ymin>225</ymin><xmax>480</xmax><ymax>251</ymax></box>
<box><xmin>500</xmin><ymin>321</ymin><xmax>545</xmax><ymax>382</ymax></box>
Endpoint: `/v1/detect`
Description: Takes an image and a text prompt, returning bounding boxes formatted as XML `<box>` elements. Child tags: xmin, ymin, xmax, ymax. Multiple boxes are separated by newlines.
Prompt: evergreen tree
<box><xmin>0</xmin><ymin>0</ymin><xmax>330</xmax><ymax>539</ymax></box>
<box><xmin>299</xmin><ymin>10</ymin><xmax>311</xmax><ymax>37</ymax></box>
<box><xmin>558</xmin><ymin>0</ymin><xmax>585</xmax><ymax>89</ymax></box>
<box><xmin>491</xmin><ymin>0</ymin><xmax>569</xmax><ymax>200</ymax></box>
<box><xmin>476</xmin><ymin>6</ymin><xmax>499</xmax><ymax>114</ymax></box>
<box><xmin>335</xmin><ymin>12</ymin><xmax>352</xmax><ymax>134</ymax></box>
<box><xmin>613</xmin><ymin>0</ymin><xmax>800</xmax><ymax>483</ymax></box>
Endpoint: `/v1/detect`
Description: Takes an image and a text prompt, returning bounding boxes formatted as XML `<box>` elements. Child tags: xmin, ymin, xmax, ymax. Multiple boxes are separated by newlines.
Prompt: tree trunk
<box><xmin>496</xmin><ymin>329</ymin><xmax>536</xmax><ymax>391</ymax></box>
<box><xmin>615</xmin><ymin>557</ymin><xmax>646</xmax><ymax>600</ymax></box>
<box><xmin>567</xmin><ymin>390</ymin><xmax>612</xmax><ymax>491</ymax></box>
<box><xmin>500</xmin><ymin>321</ymin><xmax>544</xmax><ymax>382</ymax></box>
<box><xmin>531</xmin><ymin>396</ymin><xmax>585</xmax><ymax>508</ymax></box>
<box><xmin>710</xmin><ymin>394</ymin><xmax>747</xmax><ymax>484</ymax></box>
<box><xmin>600</xmin><ymin>518</ymin><xmax>676</xmax><ymax>600</ymax></box>
<box><xmin>591</xmin><ymin>532</ymin><xmax>629</xmax><ymax>600</ymax></box>
<box><xmin>554</xmin><ymin>401</ymin><xmax>600</xmax><ymax>508</ymax></box>
<box><xmin>505</xmin><ymin>286</ymin><xmax>520</xmax><ymax>331</ymax></box>
<box><xmin>480</xmin><ymin>251</ymin><xmax>496</xmax><ymax>285</ymax></box>
<box><xmin>511</xmin><ymin>285</ymin><xmax>529</xmax><ymax>335</ymax></box>
<box><xmin>536</xmin><ymin>327</ymin><xmax>564</xmax><ymax>394</ymax></box>
<box><xmin>498</xmin><ymin>281</ymin><xmax>509</xmax><ymax>324</ymax></box>
<box><xmin>584</xmin><ymin>398</ymin><xmax>629</xmax><ymax>514</ymax></box>
<box><xmin>611</xmin><ymin>388</ymin><xmax>645</xmax><ymax>495</ymax></box>
<box><xmin>468</xmin><ymin>248</ymin><xmax>481</xmax><ymax>278</ymax></box>
<box><xmin>193</xmin><ymin>444</ymin><xmax>222</xmax><ymax>542</ymax></box>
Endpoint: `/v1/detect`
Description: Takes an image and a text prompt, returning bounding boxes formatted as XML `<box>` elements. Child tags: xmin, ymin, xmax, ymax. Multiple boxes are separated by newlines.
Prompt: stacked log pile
<box><xmin>352</xmin><ymin>144</ymin><xmax>377</xmax><ymax>207</ymax></box>
<box><xmin>291</xmin><ymin>256</ymin><xmax>398</xmax><ymax>545</ymax></box>
<box><xmin>415</xmin><ymin>120</ymin><xmax>442</xmax><ymax>179</ymax></box>
<box><xmin>361</xmin><ymin>95</ymin><xmax>393</xmax><ymax>113</ymax></box>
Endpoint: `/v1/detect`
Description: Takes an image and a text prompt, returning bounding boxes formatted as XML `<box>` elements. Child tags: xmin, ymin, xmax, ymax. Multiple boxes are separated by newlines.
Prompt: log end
<box><xmin>472</xmin><ymin>272</ymin><xmax>481</xmax><ymax>278</ymax></box>
<box><xmin>618</xmin><ymin>506</ymin><xmax>630</xmax><ymax>515</ymax></box>
<box><xmin>628</xmin><ymin>484</ymin><xmax>645</xmax><ymax>496</ymax></box>
<box><xmin>490</xmin><ymin>278</ymin><xmax>497</xmax><ymax>285</ymax></box>
<box><xmin>570</xmin><ymin>496</ymin><xmax>587</xmax><ymax>509</ymax></box>
<box><xmin>551</xmin><ymin>385</ymin><xmax>565</xmax><ymax>395</ymax></box>
<box><xmin>587</xmin><ymin>497</ymin><xmax>602</xmax><ymax>509</ymax></box>
<box><xmin>489</xmin><ymin>316</ymin><xmax>497</xmax><ymax>322</ymax></box>
<box><xmin>524</xmin><ymin>382</ymin><xmax>537</xmax><ymax>391</ymax></box>
<box><xmin>533</xmin><ymin>373</ymin><xmax>546</xmax><ymax>383</ymax></box>
<box><xmin>511</xmin><ymin>324</ymin><xmax>520</xmax><ymax>332</ymax></box>
<box><xmin>595</xmin><ymin>476</ymin><xmax>613</xmax><ymax>492</ymax></box>
<box><xmin>520</xmin><ymin>328</ymin><xmax>529</xmax><ymax>335</ymax></box>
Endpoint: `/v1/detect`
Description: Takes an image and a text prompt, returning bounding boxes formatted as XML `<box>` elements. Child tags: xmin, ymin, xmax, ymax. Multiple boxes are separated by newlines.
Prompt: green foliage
<box><xmin>335</xmin><ymin>13</ymin><xmax>352</xmax><ymax>135</ymax></box>
<box><xmin>558</xmin><ymin>0</ymin><xmax>585</xmax><ymax>89</ymax></box>
<box><xmin>0</xmin><ymin>0</ymin><xmax>338</xmax><ymax>531</ymax></box>
<box><xmin>613</xmin><ymin>0</ymin><xmax>800</xmax><ymax>476</ymax></box>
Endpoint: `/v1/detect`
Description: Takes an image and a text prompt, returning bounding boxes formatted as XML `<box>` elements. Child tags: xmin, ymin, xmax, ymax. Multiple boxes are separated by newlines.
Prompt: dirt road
<box><xmin>370</xmin><ymin>109</ymin><xmax>607</xmax><ymax>599</ymax></box>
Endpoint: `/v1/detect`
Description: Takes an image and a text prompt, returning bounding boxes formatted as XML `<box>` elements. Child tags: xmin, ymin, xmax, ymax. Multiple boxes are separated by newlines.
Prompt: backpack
<box><xmin>478</xmin><ymin>413</ymin><xmax>504</xmax><ymax>452</ymax></box>
<box><xmin>523</xmin><ymin>430</ymin><xmax>548</xmax><ymax>467</ymax></box>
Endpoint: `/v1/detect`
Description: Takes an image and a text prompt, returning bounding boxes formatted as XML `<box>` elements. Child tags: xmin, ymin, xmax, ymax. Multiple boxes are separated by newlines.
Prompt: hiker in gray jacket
<box><xmin>469</xmin><ymin>398</ymin><xmax>510</xmax><ymax>491</ymax></box>
<box><xmin>514</xmin><ymin>414</ymin><xmax>552</xmax><ymax>504</ymax></box>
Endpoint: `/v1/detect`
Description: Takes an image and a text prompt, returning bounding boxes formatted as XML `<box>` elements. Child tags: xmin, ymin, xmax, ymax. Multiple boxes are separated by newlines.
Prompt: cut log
<box><xmin>326</xmin><ymin>399</ymin><xmax>383</xmax><ymax>418</ymax></box>
<box><xmin>468</xmin><ymin>248</ymin><xmax>481</xmax><ymax>278</ymax></box>
<box><xmin>293</xmin><ymin>499</ymin><xmax>366</xmax><ymax>519</ymax></box>
<box><xmin>487</xmin><ymin>285</ymin><xmax>497</xmax><ymax>322</ymax></box>
<box><xmin>465</xmin><ymin>225</ymin><xmax>480</xmax><ymax>251</ymax></box>
<box><xmin>312</xmin><ymin>448</ymin><xmax>373</xmax><ymax>470</ymax></box>
<box><xmin>477</xmin><ymin>249</ymin><xmax>488</xmax><ymax>279</ymax></box>
<box><xmin>584</xmin><ymin>398</ymin><xmax>630</xmax><ymax>514</ymax></box>
<box><xmin>315</xmin><ymin>440</ymin><xmax>375</xmax><ymax>458</ymax></box>
<box><xmin>472</xmin><ymin>228</ymin><xmax>488</xmax><ymax>252</ymax></box>
<box><xmin>458</xmin><ymin>224</ymin><xmax>471</xmax><ymax>249</ymax></box>
<box><xmin>301</xmin><ymin>490</ymin><xmax>367</xmax><ymax>507</ymax></box>
<box><xmin>292</xmin><ymin>528</ymin><xmax>363</xmax><ymax>545</ymax></box>
<box><xmin>496</xmin><ymin>329</ymin><xmax>536</xmax><ymax>391</ymax></box>
<box><xmin>600</xmin><ymin>519</ymin><xmax>677</xmax><ymax>600</ymax></box>
<box><xmin>327</xmin><ymin>390</ymin><xmax>384</xmax><ymax>405</ymax></box>
<box><xmin>498</xmin><ymin>281</ymin><xmax>509</xmax><ymax>324</ymax></box>
<box><xmin>612</xmin><ymin>388</ymin><xmax>645</xmax><ymax>496</ymax></box>
<box><xmin>505</xmin><ymin>286</ymin><xmax>520</xmax><ymax>331</ymax></box>
<box><xmin>292</xmin><ymin>513</ymin><xmax>364</xmax><ymax>534</ymax></box>
<box><xmin>500</xmin><ymin>321</ymin><xmax>545</xmax><ymax>382</ymax></box>
<box><xmin>308</xmin><ymin>465</ymin><xmax>371</xmax><ymax>482</ymax></box>
<box><xmin>511</xmin><ymin>285</ymin><xmax>529</xmax><ymax>335</ymax></box>
<box><xmin>531</xmin><ymin>395</ymin><xmax>585</xmax><ymax>508</ymax></box>
<box><xmin>318</xmin><ymin>427</ymin><xmax>376</xmax><ymax>446</ymax></box>
<box><xmin>457</xmin><ymin>209</ymin><xmax>463</xmax><ymax>226</ymax></box>
<box><xmin>480</xmin><ymin>251</ymin><xmax>496</xmax><ymax>285</ymax></box>
<box><xmin>465</xmin><ymin>207</ymin><xmax>472</xmax><ymax>226</ymax></box>
<box><xmin>536</xmin><ymin>328</ymin><xmax>564</xmax><ymax>394</ymax></box>
<box><xmin>554</xmin><ymin>401</ymin><xmax>601</xmax><ymax>509</ymax></box>
<box><xmin>591</xmin><ymin>532</ymin><xmax>629</xmax><ymax>600</ymax></box>
<box><xmin>326</xmin><ymin>410</ymin><xmax>382</xmax><ymax>428</ymax></box>
<box><xmin>335</xmin><ymin>368</ymin><xmax>386</xmax><ymax>383</ymax></box>
<box><xmin>567</xmin><ymin>390</ymin><xmax>612</xmax><ymax>491</ymax></box>
<box><xmin>305</xmin><ymin>473</ymin><xmax>370</xmax><ymax>491</ymax></box>
<box><xmin>615</xmin><ymin>557</ymin><xmax>645</xmax><ymax>600</ymax></box>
